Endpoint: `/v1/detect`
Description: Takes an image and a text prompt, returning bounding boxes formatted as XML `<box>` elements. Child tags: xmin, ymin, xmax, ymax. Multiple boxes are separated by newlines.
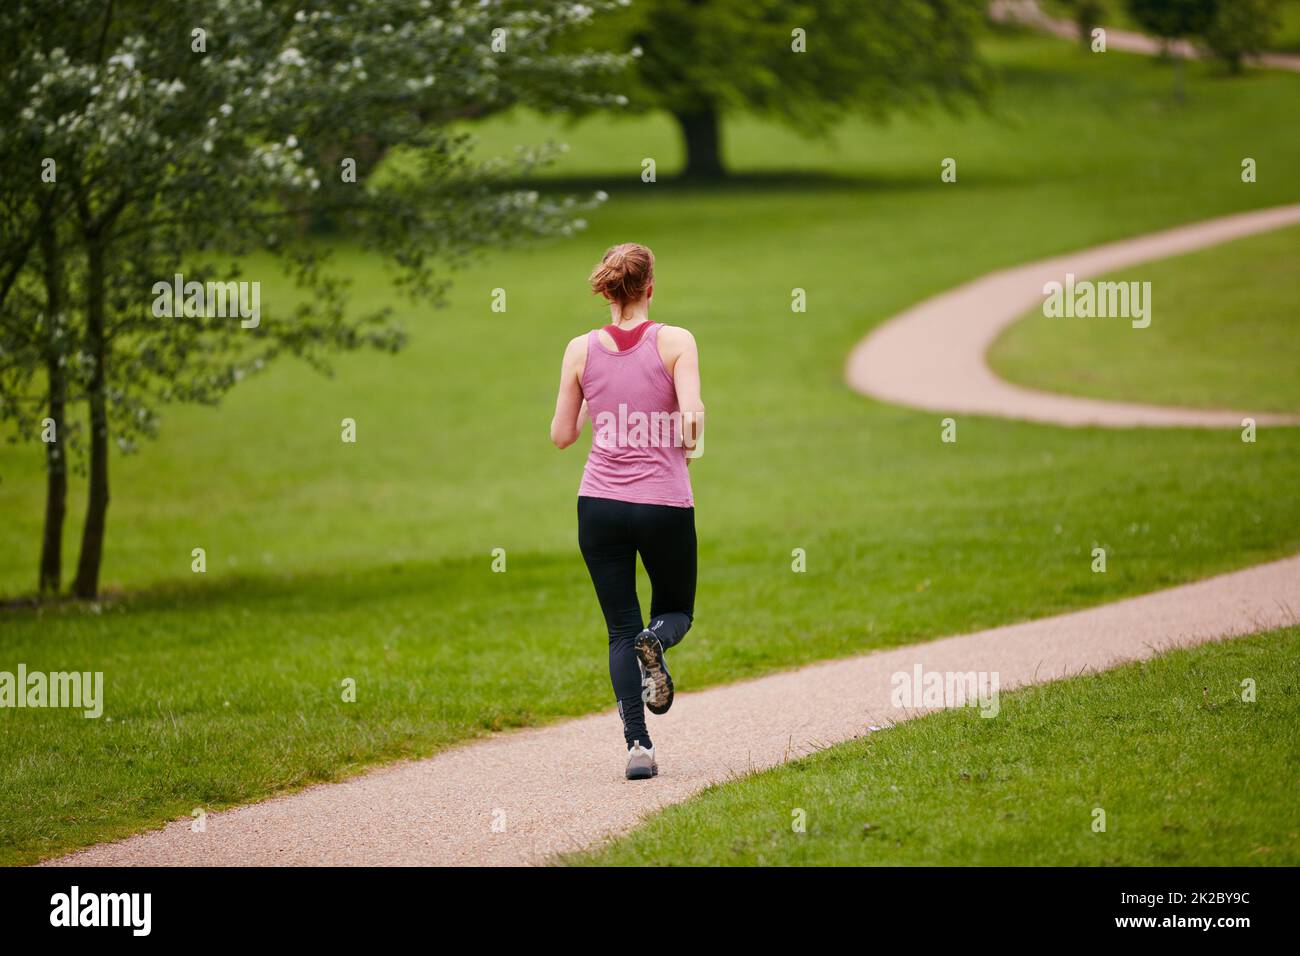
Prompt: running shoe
<box><xmin>634</xmin><ymin>628</ymin><xmax>674</xmax><ymax>715</ymax></box>
<box><xmin>625</xmin><ymin>741</ymin><xmax>658</xmax><ymax>780</ymax></box>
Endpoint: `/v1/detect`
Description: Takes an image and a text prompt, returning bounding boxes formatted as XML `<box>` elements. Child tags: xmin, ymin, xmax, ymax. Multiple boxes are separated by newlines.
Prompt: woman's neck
<box><xmin>611</xmin><ymin>307</ymin><xmax>649</xmax><ymax>328</ymax></box>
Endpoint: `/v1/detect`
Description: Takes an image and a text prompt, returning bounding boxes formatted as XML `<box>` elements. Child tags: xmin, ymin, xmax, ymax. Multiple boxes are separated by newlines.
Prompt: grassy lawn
<box><xmin>2</xmin><ymin>33</ymin><xmax>1300</xmax><ymax>865</ymax></box>
<box><xmin>571</xmin><ymin>627</ymin><xmax>1300</xmax><ymax>866</ymax></box>
<box><xmin>989</xmin><ymin>224</ymin><xmax>1300</xmax><ymax>413</ymax></box>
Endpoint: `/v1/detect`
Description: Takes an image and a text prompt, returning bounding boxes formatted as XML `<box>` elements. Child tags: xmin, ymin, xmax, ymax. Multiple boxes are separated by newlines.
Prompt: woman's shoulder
<box><xmin>656</xmin><ymin>324</ymin><xmax>696</xmax><ymax>349</ymax></box>
<box><xmin>562</xmin><ymin>331</ymin><xmax>589</xmax><ymax>368</ymax></box>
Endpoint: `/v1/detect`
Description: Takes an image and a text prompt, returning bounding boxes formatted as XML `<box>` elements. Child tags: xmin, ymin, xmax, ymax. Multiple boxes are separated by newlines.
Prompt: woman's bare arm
<box><xmin>664</xmin><ymin>327</ymin><xmax>704</xmax><ymax>461</ymax></box>
<box><xmin>550</xmin><ymin>335</ymin><xmax>587</xmax><ymax>449</ymax></box>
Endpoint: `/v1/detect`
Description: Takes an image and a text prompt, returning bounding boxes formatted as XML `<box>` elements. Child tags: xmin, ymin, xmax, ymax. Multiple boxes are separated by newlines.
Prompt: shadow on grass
<box><xmin>0</xmin><ymin>548</ymin><xmax>584</xmax><ymax>621</ymax></box>
<box><xmin>510</xmin><ymin>168</ymin><xmax>1001</xmax><ymax>199</ymax></box>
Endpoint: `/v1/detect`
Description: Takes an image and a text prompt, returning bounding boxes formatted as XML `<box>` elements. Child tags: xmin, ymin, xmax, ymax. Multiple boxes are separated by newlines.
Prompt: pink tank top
<box><xmin>578</xmin><ymin>322</ymin><xmax>694</xmax><ymax>508</ymax></box>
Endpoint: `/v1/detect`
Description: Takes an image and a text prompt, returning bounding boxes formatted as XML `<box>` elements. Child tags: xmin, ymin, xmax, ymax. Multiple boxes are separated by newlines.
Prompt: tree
<box><xmin>0</xmin><ymin>0</ymin><xmax>625</xmax><ymax>598</ymax></box>
<box><xmin>1124</xmin><ymin>0</ymin><xmax>1217</xmax><ymax>99</ymax></box>
<box><xmin>0</xmin><ymin>71</ymin><xmax>80</xmax><ymax>594</ymax></box>
<box><xmin>33</xmin><ymin>200</ymin><xmax>75</xmax><ymax>594</ymax></box>
<box><xmin>1060</xmin><ymin>0</ymin><xmax>1108</xmax><ymax>49</ymax></box>
<box><xmin>1201</xmin><ymin>0</ymin><xmax>1281</xmax><ymax>73</ymax></box>
<box><xmin>561</xmin><ymin>0</ymin><xmax>990</xmax><ymax>179</ymax></box>
<box><xmin>1125</xmin><ymin>0</ymin><xmax>1217</xmax><ymax>37</ymax></box>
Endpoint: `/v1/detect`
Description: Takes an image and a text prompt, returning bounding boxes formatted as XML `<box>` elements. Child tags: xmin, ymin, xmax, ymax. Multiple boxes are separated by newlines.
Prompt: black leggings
<box><xmin>577</xmin><ymin>495</ymin><xmax>696</xmax><ymax>748</ymax></box>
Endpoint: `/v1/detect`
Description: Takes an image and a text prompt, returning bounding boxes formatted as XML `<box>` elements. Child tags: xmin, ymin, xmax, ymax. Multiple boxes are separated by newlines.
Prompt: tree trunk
<box><xmin>673</xmin><ymin>106</ymin><xmax>725</xmax><ymax>180</ymax></box>
<box><xmin>1075</xmin><ymin>1</ymin><xmax>1102</xmax><ymax>50</ymax></box>
<box><xmin>38</xmin><ymin>211</ymin><xmax>67</xmax><ymax>594</ymax></box>
<box><xmin>40</xmin><ymin>357</ymin><xmax>67</xmax><ymax>594</ymax></box>
<box><xmin>73</xmin><ymin>238</ymin><xmax>109</xmax><ymax>600</ymax></box>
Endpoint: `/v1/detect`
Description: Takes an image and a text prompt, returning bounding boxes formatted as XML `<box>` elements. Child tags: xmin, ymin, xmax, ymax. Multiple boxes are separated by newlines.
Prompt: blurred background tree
<box><xmin>1059</xmin><ymin>0</ymin><xmax>1108</xmax><ymax>48</ymax></box>
<box><xmin>1124</xmin><ymin>0</ymin><xmax>1216</xmax><ymax>98</ymax></box>
<box><xmin>1201</xmin><ymin>0</ymin><xmax>1283</xmax><ymax>72</ymax></box>
<box><xmin>560</xmin><ymin>0</ymin><xmax>991</xmax><ymax>179</ymax></box>
<box><xmin>1122</xmin><ymin>0</ymin><xmax>1284</xmax><ymax>90</ymax></box>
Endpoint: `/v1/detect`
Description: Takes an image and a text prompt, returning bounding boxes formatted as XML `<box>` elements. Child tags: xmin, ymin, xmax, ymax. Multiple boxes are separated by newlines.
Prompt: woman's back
<box><xmin>579</xmin><ymin>321</ymin><xmax>693</xmax><ymax>508</ymax></box>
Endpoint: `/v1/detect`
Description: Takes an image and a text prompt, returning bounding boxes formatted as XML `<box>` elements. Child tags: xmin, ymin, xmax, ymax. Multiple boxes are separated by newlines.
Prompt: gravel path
<box><xmin>47</xmin><ymin>553</ymin><xmax>1300</xmax><ymax>866</ymax></box>
<box><xmin>45</xmin><ymin>208</ymin><xmax>1300</xmax><ymax>867</ymax></box>
<box><xmin>846</xmin><ymin>204</ymin><xmax>1300</xmax><ymax>427</ymax></box>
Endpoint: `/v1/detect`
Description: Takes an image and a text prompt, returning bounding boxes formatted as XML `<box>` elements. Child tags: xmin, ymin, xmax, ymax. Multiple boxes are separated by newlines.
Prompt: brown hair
<box><xmin>588</xmin><ymin>242</ymin><xmax>654</xmax><ymax>319</ymax></box>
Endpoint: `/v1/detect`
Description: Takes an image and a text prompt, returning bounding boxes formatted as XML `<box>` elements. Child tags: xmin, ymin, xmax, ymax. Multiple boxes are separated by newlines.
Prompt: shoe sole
<box><xmin>634</xmin><ymin>633</ymin><xmax>674</xmax><ymax>715</ymax></box>
<box><xmin>625</xmin><ymin>763</ymin><xmax>658</xmax><ymax>781</ymax></box>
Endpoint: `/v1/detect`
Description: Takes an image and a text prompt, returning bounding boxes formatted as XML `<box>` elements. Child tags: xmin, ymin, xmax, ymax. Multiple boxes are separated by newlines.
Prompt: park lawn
<box><xmin>988</xmin><ymin>224</ymin><xmax>1300</xmax><ymax>413</ymax></box>
<box><xmin>2</xmin><ymin>34</ymin><xmax>1300</xmax><ymax>864</ymax></box>
<box><xmin>1277</xmin><ymin>0</ymin><xmax>1300</xmax><ymax>52</ymax></box>
<box><xmin>570</xmin><ymin>627</ymin><xmax>1300</xmax><ymax>866</ymax></box>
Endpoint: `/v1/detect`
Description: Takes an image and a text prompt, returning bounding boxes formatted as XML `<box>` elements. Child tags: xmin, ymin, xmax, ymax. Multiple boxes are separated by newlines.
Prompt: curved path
<box><xmin>46</xmin><ymin>209</ymin><xmax>1300</xmax><ymax>867</ymax></box>
<box><xmin>846</xmin><ymin>204</ymin><xmax>1300</xmax><ymax>427</ymax></box>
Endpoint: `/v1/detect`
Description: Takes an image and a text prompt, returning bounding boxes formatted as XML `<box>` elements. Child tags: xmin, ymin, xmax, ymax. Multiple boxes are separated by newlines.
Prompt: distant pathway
<box><xmin>845</xmin><ymin>204</ymin><xmax>1300</xmax><ymax>427</ymax></box>
<box><xmin>990</xmin><ymin>0</ymin><xmax>1300</xmax><ymax>72</ymax></box>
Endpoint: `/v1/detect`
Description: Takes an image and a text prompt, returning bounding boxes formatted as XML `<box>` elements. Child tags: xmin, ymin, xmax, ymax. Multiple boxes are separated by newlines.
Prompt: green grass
<box><xmin>989</xmin><ymin>224</ymin><xmax>1300</xmax><ymax>413</ymax></box>
<box><xmin>571</xmin><ymin>628</ymin><xmax>1300</xmax><ymax>866</ymax></box>
<box><xmin>3</xmin><ymin>32</ymin><xmax>1300</xmax><ymax>865</ymax></box>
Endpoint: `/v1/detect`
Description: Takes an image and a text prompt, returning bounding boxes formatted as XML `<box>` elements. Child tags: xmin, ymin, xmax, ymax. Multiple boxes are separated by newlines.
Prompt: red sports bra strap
<box><xmin>602</xmin><ymin>320</ymin><xmax>654</xmax><ymax>352</ymax></box>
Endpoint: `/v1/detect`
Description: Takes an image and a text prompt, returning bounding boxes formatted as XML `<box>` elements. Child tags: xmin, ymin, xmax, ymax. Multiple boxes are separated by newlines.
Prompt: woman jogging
<box><xmin>550</xmin><ymin>242</ymin><xmax>705</xmax><ymax>780</ymax></box>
